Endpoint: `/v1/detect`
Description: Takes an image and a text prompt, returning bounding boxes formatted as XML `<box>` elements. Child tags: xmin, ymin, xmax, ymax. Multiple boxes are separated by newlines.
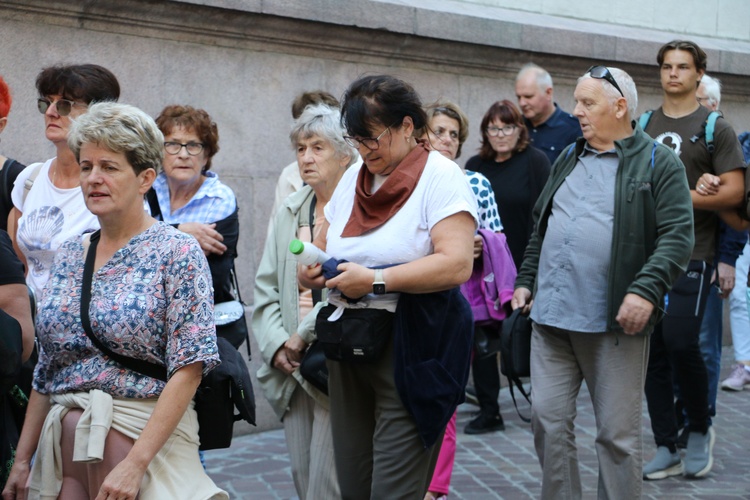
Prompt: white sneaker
<box><xmin>721</xmin><ymin>364</ymin><xmax>750</xmax><ymax>391</ymax></box>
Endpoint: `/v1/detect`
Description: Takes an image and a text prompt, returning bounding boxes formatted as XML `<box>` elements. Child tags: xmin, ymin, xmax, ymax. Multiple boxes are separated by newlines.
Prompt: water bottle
<box><xmin>289</xmin><ymin>239</ymin><xmax>332</xmax><ymax>266</ymax></box>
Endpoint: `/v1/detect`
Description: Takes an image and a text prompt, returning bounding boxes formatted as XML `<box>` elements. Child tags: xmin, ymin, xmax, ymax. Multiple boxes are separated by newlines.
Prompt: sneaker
<box><xmin>465</xmin><ymin>386</ymin><xmax>480</xmax><ymax>406</ymax></box>
<box><xmin>643</xmin><ymin>446</ymin><xmax>683</xmax><ymax>480</ymax></box>
<box><xmin>464</xmin><ymin>412</ymin><xmax>505</xmax><ymax>434</ymax></box>
<box><xmin>676</xmin><ymin>427</ymin><xmax>689</xmax><ymax>449</ymax></box>
<box><xmin>721</xmin><ymin>364</ymin><xmax>750</xmax><ymax>391</ymax></box>
<box><xmin>683</xmin><ymin>426</ymin><xmax>715</xmax><ymax>478</ymax></box>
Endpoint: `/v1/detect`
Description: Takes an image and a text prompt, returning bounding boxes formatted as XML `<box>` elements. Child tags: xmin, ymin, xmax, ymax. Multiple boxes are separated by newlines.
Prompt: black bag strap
<box><xmin>308</xmin><ymin>194</ymin><xmax>323</xmax><ymax>306</ymax></box>
<box><xmin>81</xmin><ymin>230</ymin><xmax>167</xmax><ymax>382</ymax></box>
<box><xmin>507</xmin><ymin>376</ymin><xmax>531</xmax><ymax>423</ymax></box>
<box><xmin>1</xmin><ymin>159</ymin><xmax>14</xmax><ymax>214</ymax></box>
<box><xmin>228</xmin><ymin>263</ymin><xmax>252</xmax><ymax>361</ymax></box>
<box><xmin>145</xmin><ymin>188</ymin><xmax>162</xmax><ymax>221</ymax></box>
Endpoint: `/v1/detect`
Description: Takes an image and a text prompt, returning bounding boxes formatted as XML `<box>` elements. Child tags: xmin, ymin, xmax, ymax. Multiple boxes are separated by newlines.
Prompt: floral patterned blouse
<box><xmin>33</xmin><ymin>222</ymin><xmax>220</xmax><ymax>399</ymax></box>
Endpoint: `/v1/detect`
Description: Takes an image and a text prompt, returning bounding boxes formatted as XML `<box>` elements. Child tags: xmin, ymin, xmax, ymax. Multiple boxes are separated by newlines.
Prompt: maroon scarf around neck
<box><xmin>341</xmin><ymin>143</ymin><xmax>429</xmax><ymax>237</ymax></box>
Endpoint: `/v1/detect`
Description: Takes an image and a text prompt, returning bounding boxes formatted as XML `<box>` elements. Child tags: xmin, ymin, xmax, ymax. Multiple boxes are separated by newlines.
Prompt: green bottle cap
<box><xmin>289</xmin><ymin>239</ymin><xmax>304</xmax><ymax>255</ymax></box>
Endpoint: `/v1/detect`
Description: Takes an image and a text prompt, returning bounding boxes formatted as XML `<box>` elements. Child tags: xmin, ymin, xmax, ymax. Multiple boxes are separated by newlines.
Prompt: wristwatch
<box><xmin>372</xmin><ymin>269</ymin><xmax>386</xmax><ymax>295</ymax></box>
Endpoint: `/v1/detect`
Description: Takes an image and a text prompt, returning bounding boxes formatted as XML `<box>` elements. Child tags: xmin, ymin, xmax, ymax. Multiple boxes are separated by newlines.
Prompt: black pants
<box><xmin>645</xmin><ymin>260</ymin><xmax>712</xmax><ymax>451</ymax></box>
<box><xmin>472</xmin><ymin>325</ymin><xmax>501</xmax><ymax>416</ymax></box>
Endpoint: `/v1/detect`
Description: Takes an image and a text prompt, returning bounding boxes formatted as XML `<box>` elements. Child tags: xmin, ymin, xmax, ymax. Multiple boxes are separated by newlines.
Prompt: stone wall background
<box><xmin>1</xmin><ymin>0</ymin><xmax>748</xmax><ymax>432</ymax></box>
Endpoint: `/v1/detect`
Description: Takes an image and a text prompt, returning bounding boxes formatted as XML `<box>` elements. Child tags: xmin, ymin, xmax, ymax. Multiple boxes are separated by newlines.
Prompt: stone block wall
<box><xmin>1</xmin><ymin>0</ymin><xmax>748</xmax><ymax>433</ymax></box>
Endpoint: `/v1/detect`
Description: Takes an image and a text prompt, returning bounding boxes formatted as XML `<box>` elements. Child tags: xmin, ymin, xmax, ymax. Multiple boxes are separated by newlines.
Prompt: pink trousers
<box><xmin>428</xmin><ymin>411</ymin><xmax>456</xmax><ymax>495</ymax></box>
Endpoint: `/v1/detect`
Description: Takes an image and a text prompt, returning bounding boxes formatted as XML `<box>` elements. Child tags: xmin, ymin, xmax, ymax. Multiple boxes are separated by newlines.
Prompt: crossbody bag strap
<box><xmin>308</xmin><ymin>194</ymin><xmax>323</xmax><ymax>305</ymax></box>
<box><xmin>81</xmin><ymin>230</ymin><xmax>167</xmax><ymax>382</ymax></box>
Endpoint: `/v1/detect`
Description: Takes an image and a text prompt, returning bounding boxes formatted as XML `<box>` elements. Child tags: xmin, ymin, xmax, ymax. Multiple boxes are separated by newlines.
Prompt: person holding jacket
<box><xmin>300</xmin><ymin>74</ymin><xmax>477</xmax><ymax>499</ymax></box>
<box><xmin>512</xmin><ymin>66</ymin><xmax>694</xmax><ymax>499</ymax></box>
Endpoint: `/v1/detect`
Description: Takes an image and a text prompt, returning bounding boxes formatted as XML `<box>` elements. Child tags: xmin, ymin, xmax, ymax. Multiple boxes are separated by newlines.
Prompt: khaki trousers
<box><xmin>531</xmin><ymin>323</ymin><xmax>649</xmax><ymax>500</ymax></box>
<box><xmin>282</xmin><ymin>386</ymin><xmax>339</xmax><ymax>500</ymax></box>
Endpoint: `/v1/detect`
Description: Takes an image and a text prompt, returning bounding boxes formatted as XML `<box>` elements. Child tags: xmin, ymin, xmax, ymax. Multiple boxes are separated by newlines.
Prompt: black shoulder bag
<box><xmin>298</xmin><ymin>194</ymin><xmax>330</xmax><ymax>395</ymax></box>
<box><xmin>80</xmin><ymin>231</ymin><xmax>255</xmax><ymax>450</ymax></box>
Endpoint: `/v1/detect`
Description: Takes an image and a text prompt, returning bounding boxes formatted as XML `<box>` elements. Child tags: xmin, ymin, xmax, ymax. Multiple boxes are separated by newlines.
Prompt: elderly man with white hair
<box><xmin>512</xmin><ymin>66</ymin><xmax>694</xmax><ymax>499</ymax></box>
<box><xmin>697</xmin><ymin>74</ymin><xmax>721</xmax><ymax>110</ymax></box>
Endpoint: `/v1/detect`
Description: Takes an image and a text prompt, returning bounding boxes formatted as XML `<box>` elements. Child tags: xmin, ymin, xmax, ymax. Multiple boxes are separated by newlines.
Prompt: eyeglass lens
<box><xmin>37</xmin><ymin>98</ymin><xmax>74</xmax><ymax>116</ymax></box>
<box><xmin>486</xmin><ymin>125</ymin><xmax>515</xmax><ymax>137</ymax></box>
<box><xmin>164</xmin><ymin>142</ymin><xmax>204</xmax><ymax>155</ymax></box>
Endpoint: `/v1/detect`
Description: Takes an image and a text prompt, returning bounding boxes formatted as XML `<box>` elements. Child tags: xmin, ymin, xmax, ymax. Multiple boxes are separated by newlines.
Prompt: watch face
<box><xmin>373</xmin><ymin>283</ymin><xmax>386</xmax><ymax>295</ymax></box>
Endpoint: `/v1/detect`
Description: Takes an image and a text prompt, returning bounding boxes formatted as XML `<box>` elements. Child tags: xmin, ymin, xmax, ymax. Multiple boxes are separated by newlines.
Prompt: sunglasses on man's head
<box><xmin>586</xmin><ymin>66</ymin><xmax>624</xmax><ymax>98</ymax></box>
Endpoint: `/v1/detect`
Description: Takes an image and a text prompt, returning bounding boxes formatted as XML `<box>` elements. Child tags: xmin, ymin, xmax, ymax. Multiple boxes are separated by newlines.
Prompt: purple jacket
<box><xmin>460</xmin><ymin>229</ymin><xmax>517</xmax><ymax>325</ymax></box>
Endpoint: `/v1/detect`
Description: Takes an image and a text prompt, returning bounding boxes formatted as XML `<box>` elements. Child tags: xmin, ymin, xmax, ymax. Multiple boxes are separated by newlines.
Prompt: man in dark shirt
<box><xmin>515</xmin><ymin>63</ymin><xmax>581</xmax><ymax>164</ymax></box>
<box><xmin>642</xmin><ymin>40</ymin><xmax>745</xmax><ymax>481</ymax></box>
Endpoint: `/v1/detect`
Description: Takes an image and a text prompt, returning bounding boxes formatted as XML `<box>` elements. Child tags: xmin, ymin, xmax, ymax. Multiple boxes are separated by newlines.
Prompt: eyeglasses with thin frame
<box><xmin>343</xmin><ymin>122</ymin><xmax>399</xmax><ymax>151</ymax></box>
<box><xmin>164</xmin><ymin>141</ymin><xmax>205</xmax><ymax>156</ymax></box>
<box><xmin>37</xmin><ymin>97</ymin><xmax>88</xmax><ymax>117</ymax></box>
<box><xmin>586</xmin><ymin>65</ymin><xmax>624</xmax><ymax>98</ymax></box>
<box><xmin>485</xmin><ymin>124</ymin><xmax>517</xmax><ymax>137</ymax></box>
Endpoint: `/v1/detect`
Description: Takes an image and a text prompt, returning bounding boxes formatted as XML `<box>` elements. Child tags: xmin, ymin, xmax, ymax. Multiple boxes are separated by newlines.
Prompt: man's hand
<box><xmin>717</xmin><ymin>262</ymin><xmax>736</xmax><ymax>298</ymax></box>
<box><xmin>511</xmin><ymin>287</ymin><xmax>533</xmax><ymax>314</ymax></box>
<box><xmin>177</xmin><ymin>222</ymin><xmax>226</xmax><ymax>255</ymax></box>
<box><xmin>695</xmin><ymin>173</ymin><xmax>721</xmax><ymax>196</ymax></box>
<box><xmin>615</xmin><ymin>293</ymin><xmax>654</xmax><ymax>335</ymax></box>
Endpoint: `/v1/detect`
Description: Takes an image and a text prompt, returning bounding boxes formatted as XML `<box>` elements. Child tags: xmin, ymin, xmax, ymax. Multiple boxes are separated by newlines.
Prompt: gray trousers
<box><xmin>531</xmin><ymin>323</ymin><xmax>649</xmax><ymax>500</ymax></box>
<box><xmin>327</xmin><ymin>335</ymin><xmax>442</xmax><ymax>500</ymax></box>
<box><xmin>282</xmin><ymin>386</ymin><xmax>339</xmax><ymax>500</ymax></box>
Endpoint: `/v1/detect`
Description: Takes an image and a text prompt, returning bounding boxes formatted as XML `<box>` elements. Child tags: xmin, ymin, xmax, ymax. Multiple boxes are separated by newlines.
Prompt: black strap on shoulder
<box><xmin>308</xmin><ymin>194</ymin><xmax>322</xmax><ymax>305</ymax></box>
<box><xmin>1</xmin><ymin>159</ymin><xmax>13</xmax><ymax>213</ymax></box>
<box><xmin>81</xmin><ymin>230</ymin><xmax>167</xmax><ymax>381</ymax></box>
<box><xmin>145</xmin><ymin>188</ymin><xmax>162</xmax><ymax>221</ymax></box>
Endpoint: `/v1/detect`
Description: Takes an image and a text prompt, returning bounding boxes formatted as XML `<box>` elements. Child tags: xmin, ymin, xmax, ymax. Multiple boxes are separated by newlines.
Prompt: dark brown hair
<box><xmin>341</xmin><ymin>75</ymin><xmax>426</xmax><ymax>139</ymax></box>
<box><xmin>36</xmin><ymin>64</ymin><xmax>120</xmax><ymax>104</ymax></box>
<box><xmin>155</xmin><ymin>105</ymin><xmax>219</xmax><ymax>171</ymax></box>
<box><xmin>478</xmin><ymin>100</ymin><xmax>529</xmax><ymax>161</ymax></box>
<box><xmin>657</xmin><ymin>40</ymin><xmax>707</xmax><ymax>72</ymax></box>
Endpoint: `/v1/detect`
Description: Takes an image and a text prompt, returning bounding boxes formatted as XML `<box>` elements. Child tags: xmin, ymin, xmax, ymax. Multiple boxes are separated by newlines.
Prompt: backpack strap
<box><xmin>704</xmin><ymin>110</ymin><xmax>721</xmax><ymax>154</ymax></box>
<box><xmin>638</xmin><ymin>110</ymin><xmax>654</xmax><ymax>131</ymax></box>
<box><xmin>21</xmin><ymin>163</ymin><xmax>44</xmax><ymax>209</ymax></box>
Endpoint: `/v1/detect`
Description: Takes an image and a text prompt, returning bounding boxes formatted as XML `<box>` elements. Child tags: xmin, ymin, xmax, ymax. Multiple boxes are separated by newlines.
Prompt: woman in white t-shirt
<box><xmin>300</xmin><ymin>75</ymin><xmax>477</xmax><ymax>499</ymax></box>
<box><xmin>9</xmin><ymin>64</ymin><xmax>120</xmax><ymax>298</ymax></box>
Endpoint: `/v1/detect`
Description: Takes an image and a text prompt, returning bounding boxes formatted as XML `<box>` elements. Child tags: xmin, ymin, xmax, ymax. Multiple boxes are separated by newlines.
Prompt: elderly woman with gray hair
<box><xmin>253</xmin><ymin>103</ymin><xmax>357</xmax><ymax>499</ymax></box>
<box><xmin>2</xmin><ymin>102</ymin><xmax>226</xmax><ymax>500</ymax></box>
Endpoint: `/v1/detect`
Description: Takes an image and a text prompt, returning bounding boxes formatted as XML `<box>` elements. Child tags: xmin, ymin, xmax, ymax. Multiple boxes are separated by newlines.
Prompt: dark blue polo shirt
<box><xmin>525</xmin><ymin>104</ymin><xmax>581</xmax><ymax>164</ymax></box>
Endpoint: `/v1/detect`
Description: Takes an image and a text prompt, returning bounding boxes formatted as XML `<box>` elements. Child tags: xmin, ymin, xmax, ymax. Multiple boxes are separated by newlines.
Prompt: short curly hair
<box><xmin>155</xmin><ymin>105</ymin><xmax>220</xmax><ymax>171</ymax></box>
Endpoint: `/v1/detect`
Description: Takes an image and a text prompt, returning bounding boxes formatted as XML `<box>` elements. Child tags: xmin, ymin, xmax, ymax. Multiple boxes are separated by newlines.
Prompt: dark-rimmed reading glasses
<box><xmin>344</xmin><ymin>122</ymin><xmax>399</xmax><ymax>151</ymax></box>
<box><xmin>164</xmin><ymin>141</ymin><xmax>205</xmax><ymax>156</ymax></box>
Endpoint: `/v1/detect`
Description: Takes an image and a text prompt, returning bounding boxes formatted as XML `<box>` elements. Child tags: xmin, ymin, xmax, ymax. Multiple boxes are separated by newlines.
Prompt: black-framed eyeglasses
<box><xmin>164</xmin><ymin>141</ymin><xmax>205</xmax><ymax>156</ymax></box>
<box><xmin>486</xmin><ymin>124</ymin><xmax>516</xmax><ymax>137</ymax></box>
<box><xmin>586</xmin><ymin>66</ymin><xmax>624</xmax><ymax>98</ymax></box>
<box><xmin>343</xmin><ymin>122</ymin><xmax>399</xmax><ymax>151</ymax></box>
<box><xmin>37</xmin><ymin>97</ymin><xmax>88</xmax><ymax>117</ymax></box>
